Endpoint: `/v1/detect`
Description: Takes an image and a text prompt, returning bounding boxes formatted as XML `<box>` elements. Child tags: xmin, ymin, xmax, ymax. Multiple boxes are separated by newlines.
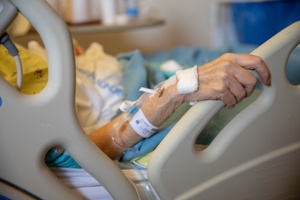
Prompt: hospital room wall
<box><xmin>72</xmin><ymin>0</ymin><xmax>225</xmax><ymax>55</ymax></box>
<box><xmin>11</xmin><ymin>0</ymin><xmax>229</xmax><ymax>55</ymax></box>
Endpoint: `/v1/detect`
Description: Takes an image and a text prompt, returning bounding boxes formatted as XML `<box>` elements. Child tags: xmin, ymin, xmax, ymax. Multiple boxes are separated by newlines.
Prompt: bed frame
<box><xmin>0</xmin><ymin>0</ymin><xmax>300</xmax><ymax>199</ymax></box>
<box><xmin>0</xmin><ymin>0</ymin><xmax>138</xmax><ymax>199</ymax></box>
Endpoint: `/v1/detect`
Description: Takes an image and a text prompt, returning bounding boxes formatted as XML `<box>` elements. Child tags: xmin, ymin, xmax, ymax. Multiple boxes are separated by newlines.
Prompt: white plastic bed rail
<box><xmin>0</xmin><ymin>0</ymin><xmax>139</xmax><ymax>199</ymax></box>
<box><xmin>148</xmin><ymin>21</ymin><xmax>300</xmax><ymax>200</ymax></box>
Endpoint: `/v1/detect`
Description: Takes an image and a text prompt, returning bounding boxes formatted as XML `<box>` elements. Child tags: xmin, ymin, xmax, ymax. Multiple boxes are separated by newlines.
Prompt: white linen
<box><xmin>51</xmin><ymin>167</ymin><xmax>160</xmax><ymax>200</ymax></box>
<box><xmin>28</xmin><ymin>41</ymin><xmax>124</xmax><ymax>134</ymax></box>
<box><xmin>75</xmin><ymin>42</ymin><xmax>124</xmax><ymax>133</ymax></box>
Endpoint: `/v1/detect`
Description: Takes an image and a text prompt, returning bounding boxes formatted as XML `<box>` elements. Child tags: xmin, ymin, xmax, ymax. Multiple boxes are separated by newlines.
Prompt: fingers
<box><xmin>213</xmin><ymin>75</ymin><xmax>247</xmax><ymax>108</ymax></box>
<box><xmin>228</xmin><ymin>60</ymin><xmax>257</xmax><ymax>97</ymax></box>
<box><xmin>215</xmin><ymin>53</ymin><xmax>271</xmax><ymax>108</ymax></box>
<box><xmin>226</xmin><ymin>75</ymin><xmax>247</xmax><ymax>103</ymax></box>
<box><xmin>222</xmin><ymin>53</ymin><xmax>271</xmax><ymax>86</ymax></box>
<box><xmin>188</xmin><ymin>53</ymin><xmax>271</xmax><ymax>108</ymax></box>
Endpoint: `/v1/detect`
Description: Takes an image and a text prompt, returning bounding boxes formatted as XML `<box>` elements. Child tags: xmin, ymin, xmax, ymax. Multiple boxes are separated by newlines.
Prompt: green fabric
<box><xmin>196</xmin><ymin>88</ymin><xmax>261</xmax><ymax>145</ymax></box>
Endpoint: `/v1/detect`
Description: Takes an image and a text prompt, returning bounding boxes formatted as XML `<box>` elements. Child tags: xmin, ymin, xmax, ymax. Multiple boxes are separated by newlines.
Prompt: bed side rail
<box><xmin>0</xmin><ymin>0</ymin><xmax>139</xmax><ymax>199</ymax></box>
<box><xmin>148</xmin><ymin>21</ymin><xmax>300</xmax><ymax>200</ymax></box>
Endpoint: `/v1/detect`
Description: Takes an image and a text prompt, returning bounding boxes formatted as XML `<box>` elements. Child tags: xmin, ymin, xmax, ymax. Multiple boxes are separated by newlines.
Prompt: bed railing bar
<box><xmin>0</xmin><ymin>0</ymin><xmax>140</xmax><ymax>199</ymax></box>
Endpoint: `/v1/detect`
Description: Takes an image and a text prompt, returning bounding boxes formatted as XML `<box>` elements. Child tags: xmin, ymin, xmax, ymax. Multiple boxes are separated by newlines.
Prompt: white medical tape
<box><xmin>139</xmin><ymin>87</ymin><xmax>155</xmax><ymax>94</ymax></box>
<box><xmin>129</xmin><ymin>109</ymin><xmax>159</xmax><ymax>138</ymax></box>
<box><xmin>176</xmin><ymin>65</ymin><xmax>198</xmax><ymax>94</ymax></box>
<box><xmin>119</xmin><ymin>100</ymin><xmax>136</xmax><ymax>112</ymax></box>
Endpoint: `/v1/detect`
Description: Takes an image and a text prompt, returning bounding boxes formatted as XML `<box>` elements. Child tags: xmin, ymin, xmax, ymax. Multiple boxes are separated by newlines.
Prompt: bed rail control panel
<box><xmin>0</xmin><ymin>0</ymin><xmax>18</xmax><ymax>36</ymax></box>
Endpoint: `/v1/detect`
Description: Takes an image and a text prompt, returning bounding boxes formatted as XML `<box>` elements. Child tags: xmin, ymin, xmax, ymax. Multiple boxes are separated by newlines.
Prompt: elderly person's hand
<box><xmin>184</xmin><ymin>53</ymin><xmax>271</xmax><ymax>108</ymax></box>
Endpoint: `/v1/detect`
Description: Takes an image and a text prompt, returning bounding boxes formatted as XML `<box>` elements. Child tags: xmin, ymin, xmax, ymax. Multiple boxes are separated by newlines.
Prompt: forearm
<box><xmin>89</xmin><ymin>83</ymin><xmax>184</xmax><ymax>160</ymax></box>
<box><xmin>88</xmin><ymin>115</ymin><xmax>141</xmax><ymax>159</ymax></box>
<box><xmin>141</xmin><ymin>83</ymin><xmax>183</xmax><ymax>127</ymax></box>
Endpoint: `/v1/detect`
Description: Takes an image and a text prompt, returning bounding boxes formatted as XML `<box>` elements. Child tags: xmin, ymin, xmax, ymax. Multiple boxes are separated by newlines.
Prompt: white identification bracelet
<box><xmin>129</xmin><ymin>109</ymin><xmax>159</xmax><ymax>138</ymax></box>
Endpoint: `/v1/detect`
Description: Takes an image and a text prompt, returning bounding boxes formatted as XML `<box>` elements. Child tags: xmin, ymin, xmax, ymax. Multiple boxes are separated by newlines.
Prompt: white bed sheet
<box><xmin>51</xmin><ymin>166</ymin><xmax>160</xmax><ymax>200</ymax></box>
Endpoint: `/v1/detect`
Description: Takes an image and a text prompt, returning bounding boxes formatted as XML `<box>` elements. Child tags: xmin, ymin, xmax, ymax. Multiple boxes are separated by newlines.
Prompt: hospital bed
<box><xmin>0</xmin><ymin>0</ymin><xmax>300</xmax><ymax>199</ymax></box>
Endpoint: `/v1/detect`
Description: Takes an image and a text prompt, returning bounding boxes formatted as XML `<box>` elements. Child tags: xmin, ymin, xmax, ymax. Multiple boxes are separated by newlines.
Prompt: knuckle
<box><xmin>221</xmin><ymin>52</ymin><xmax>233</xmax><ymax>59</ymax></box>
<box><xmin>237</xmin><ymin>90</ymin><xmax>247</xmax><ymax>102</ymax></box>
<box><xmin>225</xmin><ymin>98</ymin><xmax>236</xmax><ymax>109</ymax></box>
<box><xmin>241</xmin><ymin>89</ymin><xmax>247</xmax><ymax>98</ymax></box>
<box><xmin>248</xmin><ymin>75</ymin><xmax>257</xmax><ymax>86</ymax></box>
<box><xmin>253</xmin><ymin>55</ymin><xmax>263</xmax><ymax>65</ymax></box>
<box><xmin>216</xmin><ymin>84</ymin><xmax>227</xmax><ymax>95</ymax></box>
<box><xmin>222</xmin><ymin>61</ymin><xmax>232</xmax><ymax>70</ymax></box>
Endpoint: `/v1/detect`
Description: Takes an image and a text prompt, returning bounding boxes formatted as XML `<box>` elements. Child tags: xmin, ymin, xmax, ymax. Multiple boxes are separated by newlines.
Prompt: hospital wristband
<box><xmin>129</xmin><ymin>109</ymin><xmax>160</xmax><ymax>138</ymax></box>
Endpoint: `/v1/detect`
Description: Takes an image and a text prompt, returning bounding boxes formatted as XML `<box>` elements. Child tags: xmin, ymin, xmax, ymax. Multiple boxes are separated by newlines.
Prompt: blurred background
<box><xmin>9</xmin><ymin>0</ymin><xmax>300</xmax><ymax>55</ymax></box>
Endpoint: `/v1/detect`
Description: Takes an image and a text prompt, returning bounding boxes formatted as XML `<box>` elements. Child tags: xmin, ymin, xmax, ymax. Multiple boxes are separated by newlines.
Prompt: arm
<box><xmin>89</xmin><ymin>53</ymin><xmax>271</xmax><ymax>160</ymax></box>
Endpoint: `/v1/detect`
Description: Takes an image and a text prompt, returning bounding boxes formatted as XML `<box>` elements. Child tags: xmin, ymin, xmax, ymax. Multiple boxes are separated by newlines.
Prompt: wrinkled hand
<box><xmin>184</xmin><ymin>53</ymin><xmax>271</xmax><ymax>108</ymax></box>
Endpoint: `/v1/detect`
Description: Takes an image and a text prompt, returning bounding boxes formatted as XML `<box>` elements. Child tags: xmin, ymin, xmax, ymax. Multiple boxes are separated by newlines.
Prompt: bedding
<box><xmin>52</xmin><ymin>167</ymin><xmax>159</xmax><ymax>200</ymax></box>
<box><xmin>27</xmin><ymin>41</ymin><xmax>125</xmax><ymax>134</ymax></box>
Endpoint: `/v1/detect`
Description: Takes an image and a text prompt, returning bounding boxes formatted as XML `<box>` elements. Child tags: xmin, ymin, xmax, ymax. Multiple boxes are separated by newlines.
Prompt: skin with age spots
<box><xmin>158</xmin><ymin>87</ymin><xmax>165</xmax><ymax>98</ymax></box>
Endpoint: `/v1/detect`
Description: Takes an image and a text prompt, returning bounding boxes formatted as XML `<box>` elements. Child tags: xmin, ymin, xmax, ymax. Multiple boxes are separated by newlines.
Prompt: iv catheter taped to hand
<box><xmin>175</xmin><ymin>65</ymin><xmax>199</xmax><ymax>105</ymax></box>
<box><xmin>153</xmin><ymin>65</ymin><xmax>199</xmax><ymax>106</ymax></box>
<box><xmin>176</xmin><ymin>65</ymin><xmax>198</xmax><ymax>94</ymax></box>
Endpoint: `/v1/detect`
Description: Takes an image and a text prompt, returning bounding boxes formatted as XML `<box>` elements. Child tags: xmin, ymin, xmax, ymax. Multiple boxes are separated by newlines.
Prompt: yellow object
<box><xmin>0</xmin><ymin>44</ymin><xmax>48</xmax><ymax>94</ymax></box>
<box><xmin>131</xmin><ymin>151</ymin><xmax>153</xmax><ymax>168</ymax></box>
